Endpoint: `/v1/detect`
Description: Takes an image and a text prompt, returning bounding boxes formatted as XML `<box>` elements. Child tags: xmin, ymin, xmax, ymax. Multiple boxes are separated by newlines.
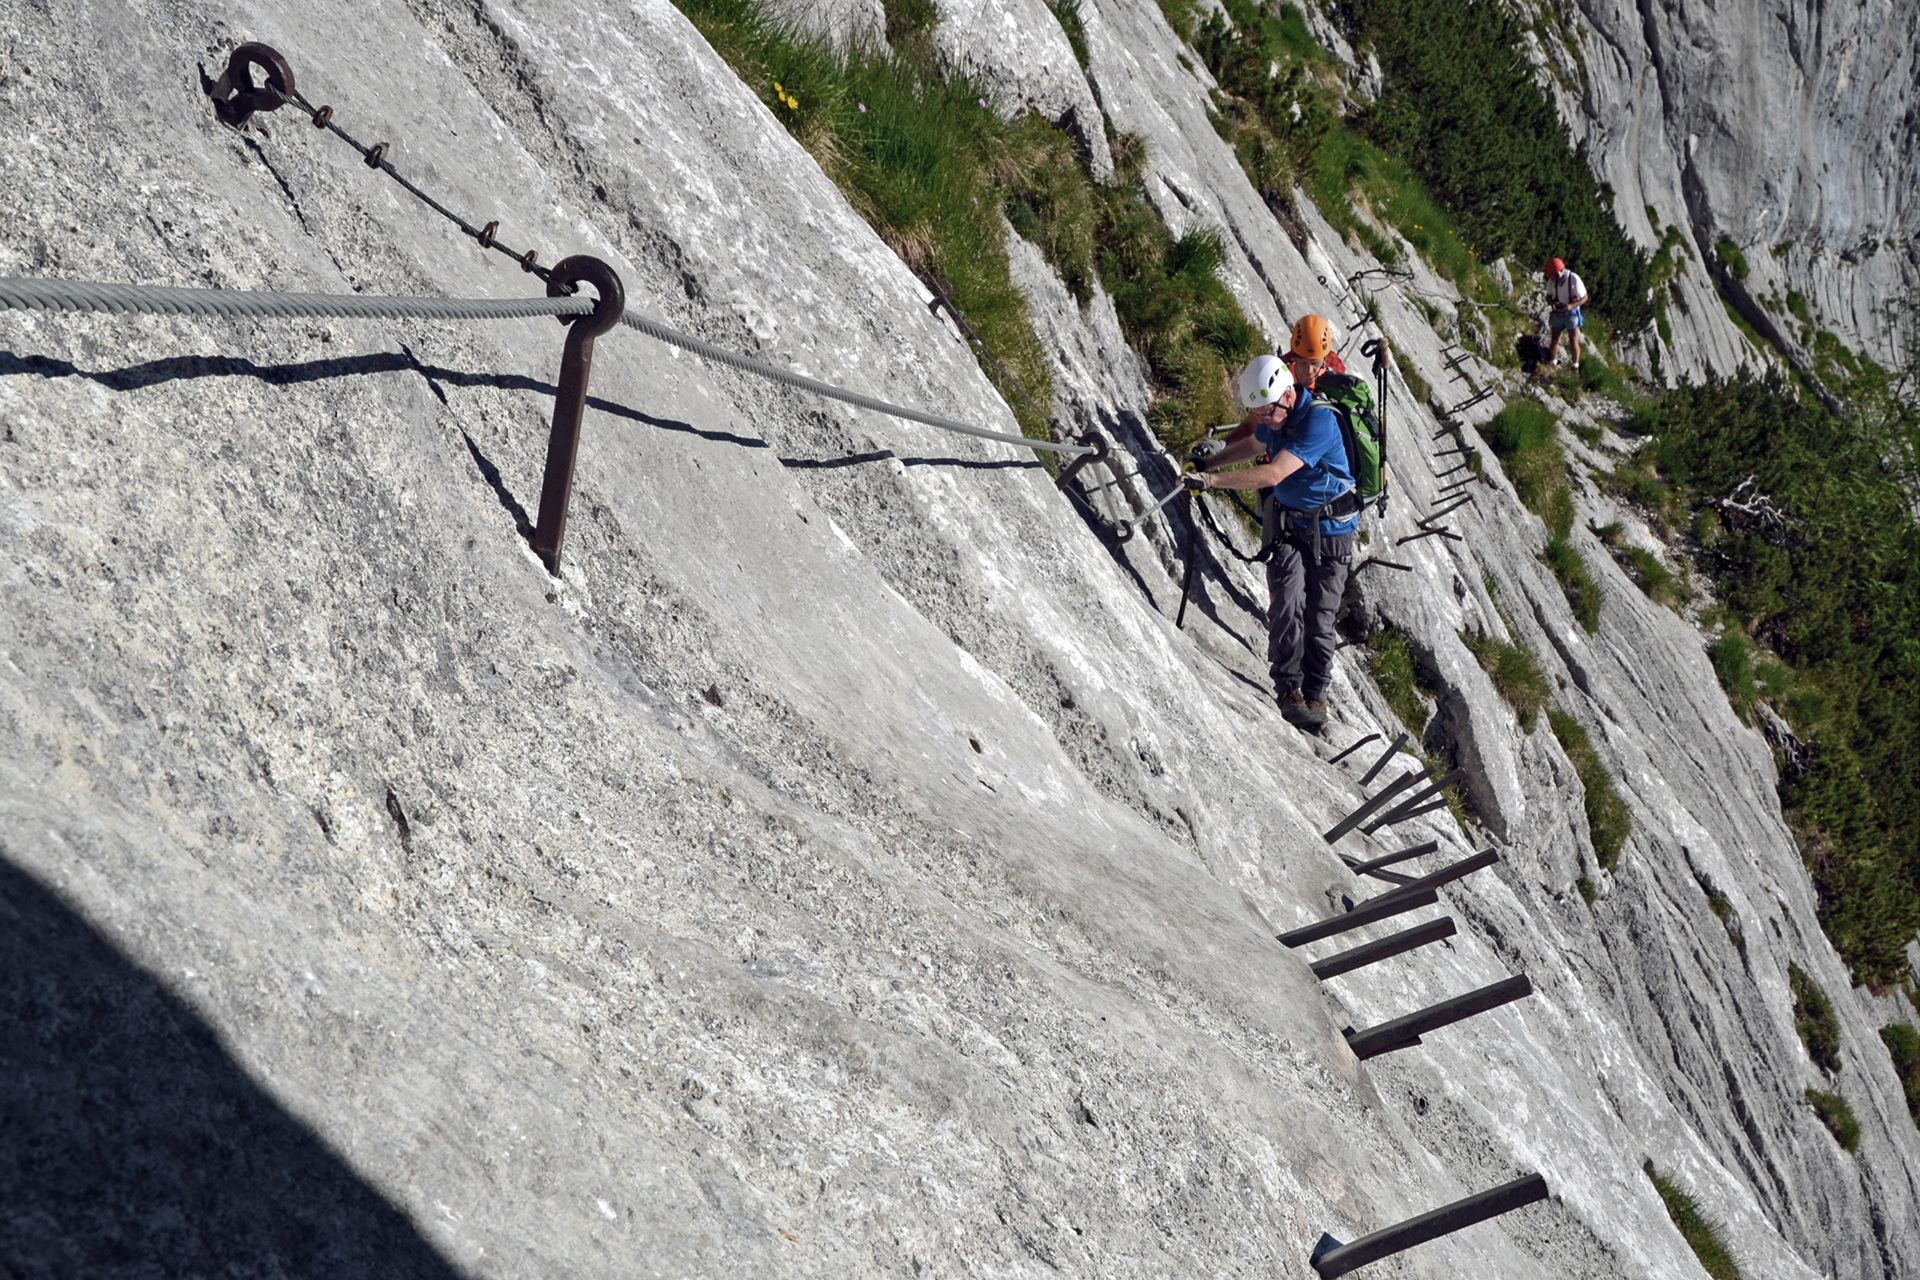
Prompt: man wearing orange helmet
<box><xmin>1543</xmin><ymin>258</ymin><xmax>1588</xmax><ymax>370</ymax></box>
<box><xmin>1184</xmin><ymin>315</ymin><xmax>1355</xmax><ymax>731</ymax></box>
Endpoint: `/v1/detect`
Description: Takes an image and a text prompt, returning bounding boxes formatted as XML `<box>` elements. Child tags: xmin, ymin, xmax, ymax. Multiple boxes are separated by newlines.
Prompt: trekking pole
<box><xmin>1362</xmin><ymin>337</ymin><xmax>1389</xmax><ymax>515</ymax></box>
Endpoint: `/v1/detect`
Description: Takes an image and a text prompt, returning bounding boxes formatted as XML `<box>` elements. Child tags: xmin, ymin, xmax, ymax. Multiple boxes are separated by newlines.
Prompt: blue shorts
<box><xmin>1550</xmin><ymin>307</ymin><xmax>1584</xmax><ymax>333</ymax></box>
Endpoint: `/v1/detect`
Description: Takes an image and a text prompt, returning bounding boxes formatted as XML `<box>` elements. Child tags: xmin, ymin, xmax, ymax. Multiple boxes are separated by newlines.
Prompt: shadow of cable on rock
<box><xmin>0</xmin><ymin>854</ymin><xmax>464</xmax><ymax>1280</ymax></box>
<box><xmin>0</xmin><ymin>348</ymin><xmax>1037</xmax><ymax>470</ymax></box>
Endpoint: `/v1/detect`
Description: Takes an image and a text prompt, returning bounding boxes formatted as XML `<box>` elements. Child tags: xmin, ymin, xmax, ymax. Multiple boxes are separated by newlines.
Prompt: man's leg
<box><xmin>1267</xmin><ymin>540</ymin><xmax>1308</xmax><ymax>702</ymax></box>
<box><xmin>1300</xmin><ymin>552</ymin><xmax>1352</xmax><ymax>707</ymax></box>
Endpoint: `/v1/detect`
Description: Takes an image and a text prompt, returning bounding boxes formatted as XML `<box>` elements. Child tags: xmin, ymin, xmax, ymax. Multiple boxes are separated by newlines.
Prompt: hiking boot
<box><xmin>1300</xmin><ymin>697</ymin><xmax>1330</xmax><ymax>730</ymax></box>
<box><xmin>1278</xmin><ymin>687</ymin><xmax>1310</xmax><ymax>725</ymax></box>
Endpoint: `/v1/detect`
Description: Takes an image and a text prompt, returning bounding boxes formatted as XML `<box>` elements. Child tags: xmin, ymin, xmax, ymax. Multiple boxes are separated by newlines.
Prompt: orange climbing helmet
<box><xmin>1289</xmin><ymin>313</ymin><xmax>1334</xmax><ymax>361</ymax></box>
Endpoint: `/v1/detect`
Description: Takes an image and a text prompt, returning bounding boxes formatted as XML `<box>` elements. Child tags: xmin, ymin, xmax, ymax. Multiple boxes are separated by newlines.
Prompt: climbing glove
<box><xmin>1182</xmin><ymin>472</ymin><xmax>1210</xmax><ymax>494</ymax></box>
<box><xmin>1186</xmin><ymin>439</ymin><xmax>1226</xmax><ymax>465</ymax></box>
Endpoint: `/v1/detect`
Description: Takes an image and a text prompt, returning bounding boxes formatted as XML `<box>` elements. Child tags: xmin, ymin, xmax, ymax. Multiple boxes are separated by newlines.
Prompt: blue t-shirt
<box><xmin>1254</xmin><ymin>389</ymin><xmax>1359</xmax><ymax>536</ymax></box>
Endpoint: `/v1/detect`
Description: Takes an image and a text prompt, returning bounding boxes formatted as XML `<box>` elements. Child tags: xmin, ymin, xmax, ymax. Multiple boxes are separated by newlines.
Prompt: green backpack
<box><xmin>1311</xmin><ymin>371</ymin><xmax>1386</xmax><ymax>512</ymax></box>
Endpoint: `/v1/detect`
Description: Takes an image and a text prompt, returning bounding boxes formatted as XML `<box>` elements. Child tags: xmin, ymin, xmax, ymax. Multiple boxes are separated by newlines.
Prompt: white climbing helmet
<box><xmin>1236</xmin><ymin>354</ymin><xmax>1293</xmax><ymax>411</ymax></box>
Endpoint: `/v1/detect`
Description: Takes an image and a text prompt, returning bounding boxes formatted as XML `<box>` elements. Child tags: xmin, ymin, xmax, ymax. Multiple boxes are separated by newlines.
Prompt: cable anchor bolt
<box><xmin>530</xmin><ymin>256</ymin><xmax>626</xmax><ymax>577</ymax></box>
<box><xmin>207</xmin><ymin>43</ymin><xmax>295</xmax><ymax>128</ymax></box>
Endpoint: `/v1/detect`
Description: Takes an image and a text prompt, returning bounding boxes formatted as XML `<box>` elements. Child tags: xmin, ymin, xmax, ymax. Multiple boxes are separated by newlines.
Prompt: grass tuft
<box><xmin>1483</xmin><ymin>401</ymin><xmax>1602</xmax><ymax>630</ymax></box>
<box><xmin>1367</xmin><ymin>629</ymin><xmax>1431</xmax><ymax>736</ymax></box>
<box><xmin>1805</xmin><ymin>1087</ymin><xmax>1862</xmax><ymax>1152</ymax></box>
<box><xmin>1461</xmin><ymin>630</ymin><xmax>1550</xmax><ymax>730</ymax></box>
<box><xmin>1645</xmin><ymin>1163</ymin><xmax>1744</xmax><ymax>1280</ymax></box>
<box><xmin>1547</xmin><ymin>709</ymin><xmax>1631</xmax><ymax>870</ymax></box>
<box><xmin>1544</xmin><ymin>536</ymin><xmax>1603</xmax><ymax>632</ymax></box>
<box><xmin>1789</xmin><ymin>963</ymin><xmax>1842</xmax><ymax>1075</ymax></box>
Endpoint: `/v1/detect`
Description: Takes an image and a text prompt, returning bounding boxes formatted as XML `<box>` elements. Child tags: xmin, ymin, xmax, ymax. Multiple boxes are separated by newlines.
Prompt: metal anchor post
<box><xmin>531</xmin><ymin>256</ymin><xmax>625</xmax><ymax>577</ymax></box>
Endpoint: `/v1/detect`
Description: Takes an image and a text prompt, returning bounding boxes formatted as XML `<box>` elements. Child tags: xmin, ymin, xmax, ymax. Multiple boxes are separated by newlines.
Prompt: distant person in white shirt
<box><xmin>1544</xmin><ymin>257</ymin><xmax>1589</xmax><ymax>369</ymax></box>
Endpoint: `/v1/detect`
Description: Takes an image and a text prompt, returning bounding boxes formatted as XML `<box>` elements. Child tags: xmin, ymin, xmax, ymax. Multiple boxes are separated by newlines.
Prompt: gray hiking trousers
<box><xmin>1266</xmin><ymin>531</ymin><xmax>1353</xmax><ymax>701</ymax></box>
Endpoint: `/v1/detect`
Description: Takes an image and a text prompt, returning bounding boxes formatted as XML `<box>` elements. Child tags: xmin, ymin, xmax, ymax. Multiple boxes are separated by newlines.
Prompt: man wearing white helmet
<box><xmin>1184</xmin><ymin>319</ymin><xmax>1357</xmax><ymax>731</ymax></box>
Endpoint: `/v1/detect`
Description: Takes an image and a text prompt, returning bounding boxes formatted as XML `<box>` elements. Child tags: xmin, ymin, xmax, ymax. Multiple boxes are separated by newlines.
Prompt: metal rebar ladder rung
<box><xmin>1309</xmin><ymin>1174</ymin><xmax>1549</xmax><ymax>1278</ymax></box>
<box><xmin>1275</xmin><ymin>888</ymin><xmax>1439</xmax><ymax>949</ymax></box>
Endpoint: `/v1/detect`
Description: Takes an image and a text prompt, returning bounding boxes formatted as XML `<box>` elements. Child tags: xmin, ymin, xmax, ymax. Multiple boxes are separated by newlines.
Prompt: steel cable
<box><xmin>0</xmin><ymin>276</ymin><xmax>1093</xmax><ymax>456</ymax></box>
<box><xmin>613</xmin><ymin>309</ymin><xmax>1088</xmax><ymax>454</ymax></box>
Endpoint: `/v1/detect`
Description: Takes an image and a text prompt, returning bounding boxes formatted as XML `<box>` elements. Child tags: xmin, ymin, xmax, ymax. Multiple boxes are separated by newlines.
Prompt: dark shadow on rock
<box><xmin>0</xmin><ymin>854</ymin><xmax>464</xmax><ymax>1280</ymax></box>
<box><xmin>461</xmin><ymin>430</ymin><xmax>535</xmax><ymax>540</ymax></box>
<box><xmin>780</xmin><ymin>450</ymin><xmax>1039</xmax><ymax>471</ymax></box>
<box><xmin>780</xmin><ymin>450</ymin><xmax>895</xmax><ymax>470</ymax></box>
<box><xmin>1</xmin><ymin>349</ymin><xmax>1064</xmax><ymax>465</ymax></box>
<box><xmin>0</xmin><ymin>348</ymin><xmax>770</xmax><ymax>450</ymax></box>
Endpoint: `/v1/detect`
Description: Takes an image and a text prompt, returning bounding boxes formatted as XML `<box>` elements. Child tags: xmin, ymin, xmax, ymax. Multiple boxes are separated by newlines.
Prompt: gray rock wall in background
<box><xmin>2</xmin><ymin>0</ymin><xmax>1917</xmax><ymax>1278</ymax></box>
<box><xmin>1553</xmin><ymin>0</ymin><xmax>1918</xmax><ymax>378</ymax></box>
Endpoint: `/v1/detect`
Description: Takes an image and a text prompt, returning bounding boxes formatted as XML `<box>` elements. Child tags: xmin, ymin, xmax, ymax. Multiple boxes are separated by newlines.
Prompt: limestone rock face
<box><xmin>936</xmin><ymin>0</ymin><xmax>1114</xmax><ymax>181</ymax></box>
<box><xmin>1534</xmin><ymin>0</ymin><xmax>1919</xmax><ymax>379</ymax></box>
<box><xmin>2</xmin><ymin>0</ymin><xmax>1919</xmax><ymax>1278</ymax></box>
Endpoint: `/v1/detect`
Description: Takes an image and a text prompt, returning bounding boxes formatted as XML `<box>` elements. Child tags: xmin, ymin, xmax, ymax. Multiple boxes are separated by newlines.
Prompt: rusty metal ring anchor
<box><xmin>477</xmin><ymin>220</ymin><xmax>499</xmax><ymax>250</ymax></box>
<box><xmin>364</xmin><ymin>141</ymin><xmax>390</xmax><ymax>169</ymax></box>
<box><xmin>520</xmin><ymin>249</ymin><xmax>540</xmax><ymax>273</ymax></box>
<box><xmin>211</xmin><ymin>42</ymin><xmax>295</xmax><ymax>127</ymax></box>
<box><xmin>311</xmin><ymin>105</ymin><xmax>334</xmax><ymax>128</ymax></box>
<box><xmin>546</xmin><ymin>255</ymin><xmax>626</xmax><ymax>337</ymax></box>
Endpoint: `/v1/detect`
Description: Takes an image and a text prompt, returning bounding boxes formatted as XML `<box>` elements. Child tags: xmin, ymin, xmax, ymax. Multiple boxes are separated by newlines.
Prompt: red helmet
<box><xmin>1545</xmin><ymin>257</ymin><xmax>1565</xmax><ymax>275</ymax></box>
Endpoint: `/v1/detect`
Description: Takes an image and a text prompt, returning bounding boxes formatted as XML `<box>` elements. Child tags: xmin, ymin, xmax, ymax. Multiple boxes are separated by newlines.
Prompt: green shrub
<box><xmin>1715</xmin><ymin>238</ymin><xmax>1751</xmax><ymax>282</ymax></box>
<box><xmin>1576</xmin><ymin>876</ymin><xmax>1598</xmax><ymax>907</ymax></box>
<box><xmin>1645</xmin><ymin>1162</ymin><xmax>1743</xmax><ymax>1280</ymax></box>
<box><xmin>1548</xmin><ymin>709</ymin><xmax>1631</xmax><ymax>869</ymax></box>
<box><xmin>1368</xmin><ymin>629</ymin><xmax>1431</xmax><ymax>735</ymax></box>
<box><xmin>1789</xmin><ymin>963</ymin><xmax>1842</xmax><ymax>1075</ymax></box>
<box><xmin>677</xmin><ymin>0</ymin><xmax>1056</xmax><ymax>439</ymax></box>
<box><xmin>1635</xmin><ymin>366</ymin><xmax>1920</xmax><ymax>988</ymax></box>
<box><xmin>1806</xmin><ymin>1087</ymin><xmax>1861</xmax><ymax>1152</ymax></box>
<box><xmin>1880</xmin><ymin>1023</ymin><xmax>1920</xmax><ymax>1128</ymax></box>
<box><xmin>1461</xmin><ymin>630</ymin><xmax>1550</xmax><ymax>730</ymax></box>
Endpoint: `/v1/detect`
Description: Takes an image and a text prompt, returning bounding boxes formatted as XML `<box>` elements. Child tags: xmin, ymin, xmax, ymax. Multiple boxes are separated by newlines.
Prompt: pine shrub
<box><xmin>1637</xmin><ymin>369</ymin><xmax>1920</xmax><ymax>988</ymax></box>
